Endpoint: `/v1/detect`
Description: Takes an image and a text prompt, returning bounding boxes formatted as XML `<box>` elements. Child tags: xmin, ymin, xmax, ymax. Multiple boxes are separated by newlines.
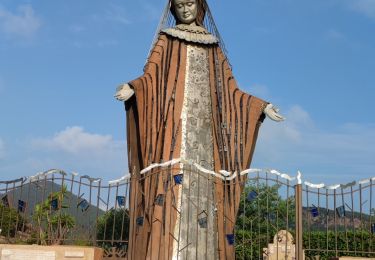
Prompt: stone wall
<box><xmin>0</xmin><ymin>244</ymin><xmax>103</xmax><ymax>260</ymax></box>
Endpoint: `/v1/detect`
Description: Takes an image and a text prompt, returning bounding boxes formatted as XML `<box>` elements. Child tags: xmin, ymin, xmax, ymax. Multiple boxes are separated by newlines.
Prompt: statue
<box><xmin>263</xmin><ymin>230</ymin><xmax>304</xmax><ymax>260</ymax></box>
<box><xmin>115</xmin><ymin>0</ymin><xmax>284</xmax><ymax>259</ymax></box>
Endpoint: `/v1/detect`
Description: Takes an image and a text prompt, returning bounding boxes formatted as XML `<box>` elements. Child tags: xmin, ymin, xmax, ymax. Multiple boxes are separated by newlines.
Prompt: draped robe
<box><xmin>124</xmin><ymin>32</ymin><xmax>266</xmax><ymax>259</ymax></box>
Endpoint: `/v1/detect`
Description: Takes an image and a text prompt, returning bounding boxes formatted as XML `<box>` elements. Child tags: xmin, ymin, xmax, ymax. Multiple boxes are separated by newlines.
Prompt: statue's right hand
<box><xmin>114</xmin><ymin>83</ymin><xmax>135</xmax><ymax>101</ymax></box>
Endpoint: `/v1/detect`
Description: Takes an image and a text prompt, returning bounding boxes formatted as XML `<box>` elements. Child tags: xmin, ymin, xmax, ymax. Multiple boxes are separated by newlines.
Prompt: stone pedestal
<box><xmin>263</xmin><ymin>230</ymin><xmax>305</xmax><ymax>260</ymax></box>
<box><xmin>338</xmin><ymin>256</ymin><xmax>375</xmax><ymax>260</ymax></box>
<box><xmin>0</xmin><ymin>244</ymin><xmax>103</xmax><ymax>260</ymax></box>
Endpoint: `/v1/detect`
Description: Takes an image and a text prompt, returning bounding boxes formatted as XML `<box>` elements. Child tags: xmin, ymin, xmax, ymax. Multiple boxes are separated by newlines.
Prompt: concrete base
<box><xmin>339</xmin><ymin>256</ymin><xmax>375</xmax><ymax>260</ymax></box>
<box><xmin>0</xmin><ymin>244</ymin><xmax>103</xmax><ymax>260</ymax></box>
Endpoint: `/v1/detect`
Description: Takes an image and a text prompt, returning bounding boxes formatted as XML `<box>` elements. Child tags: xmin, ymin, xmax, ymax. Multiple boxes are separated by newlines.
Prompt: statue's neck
<box><xmin>176</xmin><ymin>21</ymin><xmax>198</xmax><ymax>27</ymax></box>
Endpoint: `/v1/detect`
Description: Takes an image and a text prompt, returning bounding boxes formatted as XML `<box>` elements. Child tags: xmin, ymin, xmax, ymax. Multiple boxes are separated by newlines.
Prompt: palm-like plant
<box><xmin>33</xmin><ymin>185</ymin><xmax>75</xmax><ymax>245</ymax></box>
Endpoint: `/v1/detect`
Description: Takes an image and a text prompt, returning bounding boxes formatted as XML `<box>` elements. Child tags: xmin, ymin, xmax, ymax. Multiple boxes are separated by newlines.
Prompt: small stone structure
<box><xmin>263</xmin><ymin>230</ymin><xmax>305</xmax><ymax>260</ymax></box>
<box><xmin>0</xmin><ymin>244</ymin><xmax>103</xmax><ymax>260</ymax></box>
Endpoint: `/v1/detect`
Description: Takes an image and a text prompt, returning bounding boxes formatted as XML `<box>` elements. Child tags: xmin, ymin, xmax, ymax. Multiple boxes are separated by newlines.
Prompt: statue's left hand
<box><xmin>263</xmin><ymin>103</ymin><xmax>285</xmax><ymax>122</ymax></box>
<box><xmin>114</xmin><ymin>83</ymin><xmax>135</xmax><ymax>101</ymax></box>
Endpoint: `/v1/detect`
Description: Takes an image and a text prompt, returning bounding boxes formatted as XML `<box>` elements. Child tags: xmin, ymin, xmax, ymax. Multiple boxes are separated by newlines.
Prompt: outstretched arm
<box><xmin>263</xmin><ymin>103</ymin><xmax>285</xmax><ymax>122</ymax></box>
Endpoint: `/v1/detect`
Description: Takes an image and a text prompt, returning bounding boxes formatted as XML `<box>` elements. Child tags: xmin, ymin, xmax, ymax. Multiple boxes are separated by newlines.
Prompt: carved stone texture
<box><xmin>1</xmin><ymin>249</ymin><xmax>56</xmax><ymax>260</ymax></box>
<box><xmin>175</xmin><ymin>45</ymin><xmax>216</xmax><ymax>260</ymax></box>
<box><xmin>103</xmin><ymin>247</ymin><xmax>126</xmax><ymax>260</ymax></box>
<box><xmin>263</xmin><ymin>230</ymin><xmax>305</xmax><ymax>260</ymax></box>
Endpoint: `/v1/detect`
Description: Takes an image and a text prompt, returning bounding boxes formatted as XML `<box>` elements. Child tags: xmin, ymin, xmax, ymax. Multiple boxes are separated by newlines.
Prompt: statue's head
<box><xmin>171</xmin><ymin>0</ymin><xmax>206</xmax><ymax>26</ymax></box>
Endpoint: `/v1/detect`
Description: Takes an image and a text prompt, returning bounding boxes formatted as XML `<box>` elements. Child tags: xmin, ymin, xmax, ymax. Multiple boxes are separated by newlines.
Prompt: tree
<box><xmin>96</xmin><ymin>208</ymin><xmax>130</xmax><ymax>250</ymax></box>
<box><xmin>234</xmin><ymin>182</ymin><xmax>375</xmax><ymax>259</ymax></box>
<box><xmin>0</xmin><ymin>204</ymin><xmax>25</xmax><ymax>238</ymax></box>
<box><xmin>235</xmin><ymin>182</ymin><xmax>296</xmax><ymax>259</ymax></box>
<box><xmin>33</xmin><ymin>185</ymin><xmax>75</xmax><ymax>245</ymax></box>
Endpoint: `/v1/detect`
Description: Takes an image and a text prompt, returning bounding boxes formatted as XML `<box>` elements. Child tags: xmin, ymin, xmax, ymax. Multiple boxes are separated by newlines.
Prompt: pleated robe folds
<box><xmin>125</xmin><ymin>33</ymin><xmax>267</xmax><ymax>259</ymax></box>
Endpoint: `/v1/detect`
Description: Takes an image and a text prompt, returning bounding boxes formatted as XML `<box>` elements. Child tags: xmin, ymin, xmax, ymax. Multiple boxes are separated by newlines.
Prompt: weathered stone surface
<box><xmin>263</xmin><ymin>230</ymin><xmax>305</xmax><ymax>260</ymax></box>
<box><xmin>174</xmin><ymin>44</ymin><xmax>217</xmax><ymax>260</ymax></box>
<box><xmin>0</xmin><ymin>245</ymin><xmax>102</xmax><ymax>260</ymax></box>
<box><xmin>1</xmin><ymin>248</ymin><xmax>55</xmax><ymax>260</ymax></box>
<box><xmin>339</xmin><ymin>256</ymin><xmax>375</xmax><ymax>260</ymax></box>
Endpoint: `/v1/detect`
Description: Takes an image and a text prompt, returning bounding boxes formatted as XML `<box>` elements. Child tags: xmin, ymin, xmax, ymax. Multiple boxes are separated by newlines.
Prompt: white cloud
<box><xmin>253</xmin><ymin>105</ymin><xmax>375</xmax><ymax>184</ymax></box>
<box><xmin>0</xmin><ymin>138</ymin><xmax>5</xmax><ymax>159</ymax></box>
<box><xmin>32</xmin><ymin>126</ymin><xmax>122</xmax><ymax>157</ymax></box>
<box><xmin>0</xmin><ymin>4</ymin><xmax>41</xmax><ymax>38</ymax></box>
<box><xmin>346</xmin><ymin>0</ymin><xmax>375</xmax><ymax>19</ymax></box>
<box><xmin>24</xmin><ymin>126</ymin><xmax>128</xmax><ymax>180</ymax></box>
<box><xmin>256</xmin><ymin>105</ymin><xmax>314</xmax><ymax>151</ymax></box>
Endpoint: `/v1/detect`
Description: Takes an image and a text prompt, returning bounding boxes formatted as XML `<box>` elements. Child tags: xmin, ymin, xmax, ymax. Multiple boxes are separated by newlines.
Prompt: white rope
<box><xmin>297</xmin><ymin>171</ymin><xmax>302</xmax><ymax>185</ymax></box>
<box><xmin>109</xmin><ymin>175</ymin><xmax>130</xmax><ymax>185</ymax></box>
<box><xmin>267</xmin><ymin>169</ymin><xmax>296</xmax><ymax>181</ymax></box>
<box><xmin>137</xmin><ymin>159</ymin><xmax>298</xmax><ymax>183</ymax></box>
<box><xmin>219</xmin><ymin>170</ymin><xmax>231</xmax><ymax>177</ymax></box>
<box><xmin>304</xmin><ymin>181</ymin><xmax>325</xmax><ymax>189</ymax></box>
<box><xmin>27</xmin><ymin>169</ymin><xmax>67</xmax><ymax>183</ymax></box>
<box><xmin>359</xmin><ymin>178</ymin><xmax>370</xmax><ymax>185</ymax></box>
<box><xmin>193</xmin><ymin>163</ymin><xmax>218</xmax><ymax>177</ymax></box>
<box><xmin>240</xmin><ymin>168</ymin><xmax>262</xmax><ymax>176</ymax></box>
<box><xmin>280</xmin><ymin>174</ymin><xmax>295</xmax><ymax>182</ymax></box>
<box><xmin>225</xmin><ymin>172</ymin><xmax>238</xmax><ymax>181</ymax></box>
<box><xmin>71</xmin><ymin>172</ymin><xmax>79</xmax><ymax>177</ymax></box>
<box><xmin>340</xmin><ymin>181</ymin><xmax>356</xmax><ymax>189</ymax></box>
<box><xmin>326</xmin><ymin>184</ymin><xmax>341</xmax><ymax>190</ymax></box>
<box><xmin>140</xmin><ymin>158</ymin><xmax>181</xmax><ymax>175</ymax></box>
<box><xmin>268</xmin><ymin>169</ymin><xmax>281</xmax><ymax>176</ymax></box>
<box><xmin>81</xmin><ymin>175</ymin><xmax>102</xmax><ymax>183</ymax></box>
<box><xmin>20</xmin><ymin>158</ymin><xmax>375</xmax><ymax>189</ymax></box>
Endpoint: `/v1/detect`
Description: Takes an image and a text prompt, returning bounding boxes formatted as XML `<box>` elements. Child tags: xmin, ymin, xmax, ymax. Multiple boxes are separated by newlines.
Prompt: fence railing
<box><xmin>0</xmin><ymin>165</ymin><xmax>374</xmax><ymax>259</ymax></box>
<box><xmin>302</xmin><ymin>177</ymin><xmax>374</xmax><ymax>259</ymax></box>
<box><xmin>0</xmin><ymin>169</ymin><xmax>130</xmax><ymax>258</ymax></box>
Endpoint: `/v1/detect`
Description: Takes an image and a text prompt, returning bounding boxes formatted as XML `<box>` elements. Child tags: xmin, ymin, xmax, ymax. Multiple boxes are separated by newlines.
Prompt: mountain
<box><xmin>302</xmin><ymin>206</ymin><xmax>372</xmax><ymax>231</ymax></box>
<box><xmin>2</xmin><ymin>180</ymin><xmax>105</xmax><ymax>230</ymax></box>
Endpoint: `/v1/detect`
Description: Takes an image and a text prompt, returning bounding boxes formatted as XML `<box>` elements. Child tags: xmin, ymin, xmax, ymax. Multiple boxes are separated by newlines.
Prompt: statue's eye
<box><xmin>187</xmin><ymin>3</ymin><xmax>193</xmax><ymax>6</ymax></box>
<box><xmin>176</xmin><ymin>4</ymin><xmax>183</xmax><ymax>8</ymax></box>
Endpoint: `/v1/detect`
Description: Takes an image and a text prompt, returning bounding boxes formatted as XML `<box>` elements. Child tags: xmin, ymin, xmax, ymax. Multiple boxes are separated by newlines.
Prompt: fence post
<box><xmin>295</xmin><ymin>184</ymin><xmax>303</xmax><ymax>259</ymax></box>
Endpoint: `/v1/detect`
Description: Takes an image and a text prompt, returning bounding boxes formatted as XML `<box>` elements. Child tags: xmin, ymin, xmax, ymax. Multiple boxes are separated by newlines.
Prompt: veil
<box><xmin>146</xmin><ymin>0</ymin><xmax>228</xmax><ymax>63</ymax></box>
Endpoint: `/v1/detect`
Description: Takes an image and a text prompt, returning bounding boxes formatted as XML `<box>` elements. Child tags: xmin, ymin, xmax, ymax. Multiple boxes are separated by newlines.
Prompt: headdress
<box><xmin>146</xmin><ymin>0</ymin><xmax>228</xmax><ymax>62</ymax></box>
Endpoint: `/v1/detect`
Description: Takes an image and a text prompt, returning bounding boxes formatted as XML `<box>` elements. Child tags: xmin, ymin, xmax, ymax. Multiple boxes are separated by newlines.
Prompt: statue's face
<box><xmin>173</xmin><ymin>0</ymin><xmax>198</xmax><ymax>25</ymax></box>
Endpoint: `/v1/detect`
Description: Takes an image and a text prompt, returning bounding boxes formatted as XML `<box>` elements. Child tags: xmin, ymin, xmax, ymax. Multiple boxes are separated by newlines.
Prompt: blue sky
<box><xmin>0</xmin><ymin>0</ymin><xmax>374</xmax><ymax>185</ymax></box>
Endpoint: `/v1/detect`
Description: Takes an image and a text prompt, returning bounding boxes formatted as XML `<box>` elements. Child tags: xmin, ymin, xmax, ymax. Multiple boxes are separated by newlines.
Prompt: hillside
<box><xmin>2</xmin><ymin>181</ymin><xmax>105</xmax><ymax>230</ymax></box>
<box><xmin>302</xmin><ymin>206</ymin><xmax>372</xmax><ymax>231</ymax></box>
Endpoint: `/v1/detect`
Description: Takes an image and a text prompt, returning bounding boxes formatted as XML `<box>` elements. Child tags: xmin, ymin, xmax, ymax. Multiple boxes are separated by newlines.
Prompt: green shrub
<box><xmin>96</xmin><ymin>208</ymin><xmax>130</xmax><ymax>250</ymax></box>
<box><xmin>304</xmin><ymin>231</ymin><xmax>375</xmax><ymax>259</ymax></box>
<box><xmin>0</xmin><ymin>204</ymin><xmax>25</xmax><ymax>238</ymax></box>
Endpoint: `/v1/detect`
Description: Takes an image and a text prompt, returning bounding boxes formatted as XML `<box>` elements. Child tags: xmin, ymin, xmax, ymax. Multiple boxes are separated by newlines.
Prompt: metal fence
<box><xmin>302</xmin><ymin>178</ymin><xmax>374</xmax><ymax>259</ymax></box>
<box><xmin>0</xmin><ymin>166</ymin><xmax>374</xmax><ymax>259</ymax></box>
<box><xmin>0</xmin><ymin>170</ymin><xmax>130</xmax><ymax>259</ymax></box>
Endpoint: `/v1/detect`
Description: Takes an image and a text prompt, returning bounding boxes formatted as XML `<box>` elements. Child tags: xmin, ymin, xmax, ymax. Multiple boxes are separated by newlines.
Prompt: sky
<box><xmin>0</xmin><ymin>0</ymin><xmax>374</xmax><ymax>186</ymax></box>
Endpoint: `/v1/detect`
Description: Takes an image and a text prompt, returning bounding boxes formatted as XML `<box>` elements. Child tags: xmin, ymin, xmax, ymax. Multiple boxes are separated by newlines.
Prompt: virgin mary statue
<box><xmin>115</xmin><ymin>0</ymin><xmax>283</xmax><ymax>259</ymax></box>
